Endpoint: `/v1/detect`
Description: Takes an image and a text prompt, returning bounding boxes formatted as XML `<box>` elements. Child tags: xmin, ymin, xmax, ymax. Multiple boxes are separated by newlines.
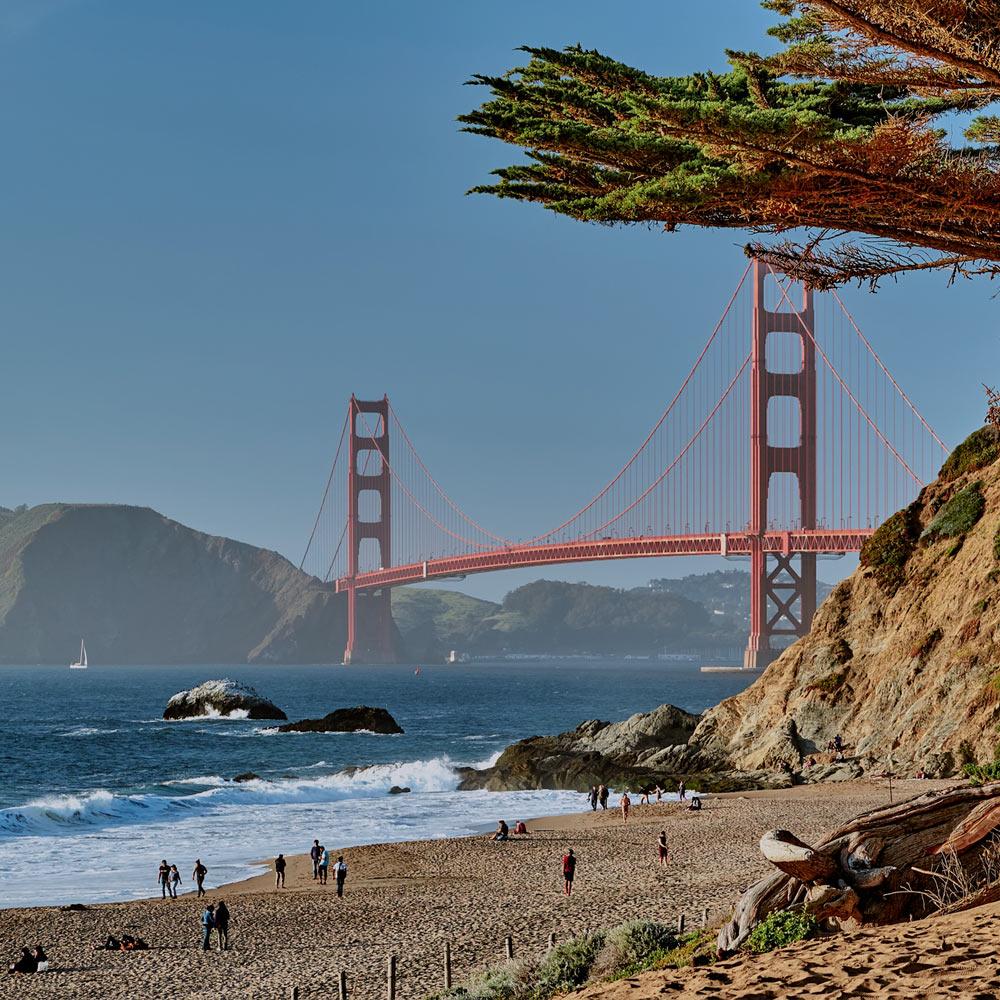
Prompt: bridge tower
<box><xmin>744</xmin><ymin>262</ymin><xmax>818</xmax><ymax>670</ymax></box>
<box><xmin>343</xmin><ymin>395</ymin><xmax>396</xmax><ymax>665</ymax></box>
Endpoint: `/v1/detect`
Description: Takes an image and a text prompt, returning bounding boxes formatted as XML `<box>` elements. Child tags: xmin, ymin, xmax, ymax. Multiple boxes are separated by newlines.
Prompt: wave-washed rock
<box><xmin>162</xmin><ymin>679</ymin><xmax>287</xmax><ymax>721</ymax></box>
<box><xmin>278</xmin><ymin>705</ymin><xmax>403</xmax><ymax>734</ymax></box>
<box><xmin>456</xmin><ymin>703</ymin><xmax>764</xmax><ymax>792</ymax></box>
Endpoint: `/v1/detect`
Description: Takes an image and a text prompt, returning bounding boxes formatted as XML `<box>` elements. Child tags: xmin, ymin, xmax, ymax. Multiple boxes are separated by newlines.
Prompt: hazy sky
<box><xmin>1</xmin><ymin>1</ymin><xmax>995</xmax><ymax>602</ymax></box>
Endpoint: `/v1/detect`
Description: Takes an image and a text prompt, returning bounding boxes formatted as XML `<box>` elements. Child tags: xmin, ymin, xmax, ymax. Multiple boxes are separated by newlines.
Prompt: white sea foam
<box><xmin>61</xmin><ymin>726</ymin><xmax>119</xmax><ymax>737</ymax></box>
<box><xmin>167</xmin><ymin>707</ymin><xmax>251</xmax><ymax>722</ymax></box>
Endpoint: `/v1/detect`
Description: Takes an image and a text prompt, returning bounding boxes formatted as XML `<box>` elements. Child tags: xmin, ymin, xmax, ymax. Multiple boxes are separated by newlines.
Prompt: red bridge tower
<box><xmin>744</xmin><ymin>262</ymin><xmax>817</xmax><ymax>670</ymax></box>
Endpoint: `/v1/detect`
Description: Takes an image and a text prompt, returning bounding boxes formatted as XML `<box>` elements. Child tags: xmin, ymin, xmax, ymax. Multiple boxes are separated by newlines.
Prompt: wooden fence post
<box><xmin>547</xmin><ymin>932</ymin><xmax>556</xmax><ymax>952</ymax></box>
<box><xmin>339</xmin><ymin>969</ymin><xmax>348</xmax><ymax>1000</ymax></box>
<box><xmin>701</xmin><ymin>907</ymin><xmax>709</xmax><ymax>929</ymax></box>
<box><xmin>387</xmin><ymin>955</ymin><xmax>397</xmax><ymax>1000</ymax></box>
<box><xmin>444</xmin><ymin>941</ymin><xmax>453</xmax><ymax>989</ymax></box>
<box><xmin>676</xmin><ymin>913</ymin><xmax>686</xmax><ymax>934</ymax></box>
<box><xmin>504</xmin><ymin>935</ymin><xmax>514</xmax><ymax>961</ymax></box>
<box><xmin>290</xmin><ymin>988</ymin><xmax>300</xmax><ymax>1000</ymax></box>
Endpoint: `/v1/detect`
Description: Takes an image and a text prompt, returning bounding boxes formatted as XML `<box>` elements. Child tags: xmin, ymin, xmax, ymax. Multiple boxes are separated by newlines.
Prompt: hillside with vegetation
<box><xmin>692</xmin><ymin>427</ymin><xmax>1000</xmax><ymax>777</ymax></box>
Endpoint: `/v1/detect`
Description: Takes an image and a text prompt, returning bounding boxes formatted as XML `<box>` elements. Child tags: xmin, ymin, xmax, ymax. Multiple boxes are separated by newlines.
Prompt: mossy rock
<box><xmin>860</xmin><ymin>504</ymin><xmax>919</xmax><ymax>593</ymax></box>
<box><xmin>939</xmin><ymin>427</ymin><xmax>999</xmax><ymax>482</ymax></box>
<box><xmin>921</xmin><ymin>482</ymin><xmax>985</xmax><ymax>542</ymax></box>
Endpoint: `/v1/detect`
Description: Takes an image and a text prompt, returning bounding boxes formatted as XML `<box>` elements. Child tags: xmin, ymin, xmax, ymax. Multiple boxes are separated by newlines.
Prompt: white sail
<box><xmin>70</xmin><ymin>638</ymin><xmax>88</xmax><ymax>669</ymax></box>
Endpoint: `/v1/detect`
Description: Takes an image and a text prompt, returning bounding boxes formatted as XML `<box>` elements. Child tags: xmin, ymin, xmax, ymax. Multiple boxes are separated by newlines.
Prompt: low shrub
<box><xmin>909</xmin><ymin>628</ymin><xmax>943</xmax><ymax>661</ymax></box>
<box><xmin>535</xmin><ymin>933</ymin><xmax>605</xmax><ymax>996</ymax></box>
<box><xmin>745</xmin><ymin>908</ymin><xmax>817</xmax><ymax>954</ymax></box>
<box><xmin>860</xmin><ymin>505</ymin><xmax>920</xmax><ymax>593</ymax></box>
<box><xmin>939</xmin><ymin>427</ymin><xmax>999</xmax><ymax>482</ymax></box>
<box><xmin>591</xmin><ymin>921</ymin><xmax>677</xmax><ymax>980</ymax></box>
<box><xmin>994</xmin><ymin>525</ymin><xmax>1000</xmax><ymax>561</ymax></box>
<box><xmin>921</xmin><ymin>482</ymin><xmax>985</xmax><ymax>542</ymax></box>
<box><xmin>963</xmin><ymin>760</ymin><xmax>1000</xmax><ymax>786</ymax></box>
<box><xmin>831</xmin><ymin>637</ymin><xmax>854</xmax><ymax>664</ymax></box>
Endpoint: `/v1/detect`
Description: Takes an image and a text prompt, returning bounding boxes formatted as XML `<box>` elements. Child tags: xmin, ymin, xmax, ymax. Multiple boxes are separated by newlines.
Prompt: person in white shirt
<box><xmin>333</xmin><ymin>856</ymin><xmax>348</xmax><ymax>898</ymax></box>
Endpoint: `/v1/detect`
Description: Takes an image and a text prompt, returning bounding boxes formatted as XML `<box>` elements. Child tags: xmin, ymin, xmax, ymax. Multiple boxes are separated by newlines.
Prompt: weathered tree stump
<box><xmin>718</xmin><ymin>782</ymin><xmax>1000</xmax><ymax>954</ymax></box>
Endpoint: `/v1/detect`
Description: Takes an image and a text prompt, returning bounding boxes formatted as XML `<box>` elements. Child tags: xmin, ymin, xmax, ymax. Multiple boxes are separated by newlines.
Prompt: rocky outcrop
<box><xmin>457</xmin><ymin>704</ymin><xmax>757</xmax><ymax>791</ymax></box>
<box><xmin>163</xmin><ymin>679</ymin><xmax>287</xmax><ymax>720</ymax></box>
<box><xmin>278</xmin><ymin>706</ymin><xmax>403</xmax><ymax>734</ymax></box>
<box><xmin>692</xmin><ymin>426</ymin><xmax>1000</xmax><ymax>779</ymax></box>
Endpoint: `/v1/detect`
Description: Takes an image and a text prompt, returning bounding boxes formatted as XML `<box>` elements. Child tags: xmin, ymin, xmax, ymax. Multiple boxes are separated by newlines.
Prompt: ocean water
<box><xmin>0</xmin><ymin>660</ymin><xmax>754</xmax><ymax>908</ymax></box>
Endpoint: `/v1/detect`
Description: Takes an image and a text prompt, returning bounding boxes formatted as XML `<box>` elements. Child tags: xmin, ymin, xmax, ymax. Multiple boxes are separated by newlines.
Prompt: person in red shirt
<box><xmin>562</xmin><ymin>848</ymin><xmax>576</xmax><ymax>896</ymax></box>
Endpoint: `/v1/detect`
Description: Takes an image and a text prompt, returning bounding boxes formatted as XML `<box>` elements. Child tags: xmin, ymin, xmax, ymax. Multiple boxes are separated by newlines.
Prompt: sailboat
<box><xmin>70</xmin><ymin>639</ymin><xmax>88</xmax><ymax>670</ymax></box>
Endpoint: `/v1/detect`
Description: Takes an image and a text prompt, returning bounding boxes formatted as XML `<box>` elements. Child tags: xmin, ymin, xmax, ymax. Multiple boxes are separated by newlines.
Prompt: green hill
<box><xmin>0</xmin><ymin>504</ymin><xmax>346</xmax><ymax>664</ymax></box>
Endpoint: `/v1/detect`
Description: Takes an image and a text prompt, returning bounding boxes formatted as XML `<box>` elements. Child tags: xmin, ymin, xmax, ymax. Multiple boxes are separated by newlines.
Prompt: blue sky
<box><xmin>0</xmin><ymin>1</ymin><xmax>995</xmax><ymax>602</ymax></box>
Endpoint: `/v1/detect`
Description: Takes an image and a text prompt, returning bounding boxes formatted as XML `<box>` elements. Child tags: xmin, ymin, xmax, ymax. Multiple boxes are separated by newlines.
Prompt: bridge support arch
<box><xmin>344</xmin><ymin>395</ymin><xmax>398</xmax><ymax>665</ymax></box>
<box><xmin>744</xmin><ymin>263</ymin><xmax>818</xmax><ymax>670</ymax></box>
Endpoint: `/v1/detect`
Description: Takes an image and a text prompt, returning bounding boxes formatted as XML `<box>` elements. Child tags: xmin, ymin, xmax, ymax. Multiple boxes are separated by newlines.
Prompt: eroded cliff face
<box><xmin>692</xmin><ymin>427</ymin><xmax>1000</xmax><ymax>777</ymax></box>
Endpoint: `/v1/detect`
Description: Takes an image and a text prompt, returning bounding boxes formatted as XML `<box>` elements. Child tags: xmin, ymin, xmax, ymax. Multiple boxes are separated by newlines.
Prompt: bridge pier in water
<box><xmin>744</xmin><ymin>262</ymin><xmax>818</xmax><ymax>670</ymax></box>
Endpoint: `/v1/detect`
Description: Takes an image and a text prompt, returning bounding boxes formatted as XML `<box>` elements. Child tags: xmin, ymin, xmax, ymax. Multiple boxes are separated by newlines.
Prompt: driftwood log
<box><xmin>718</xmin><ymin>782</ymin><xmax>1000</xmax><ymax>954</ymax></box>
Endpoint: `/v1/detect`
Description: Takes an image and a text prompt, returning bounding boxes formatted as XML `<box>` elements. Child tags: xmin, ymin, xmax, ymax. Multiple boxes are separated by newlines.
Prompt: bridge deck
<box><xmin>336</xmin><ymin>529</ymin><xmax>873</xmax><ymax>592</ymax></box>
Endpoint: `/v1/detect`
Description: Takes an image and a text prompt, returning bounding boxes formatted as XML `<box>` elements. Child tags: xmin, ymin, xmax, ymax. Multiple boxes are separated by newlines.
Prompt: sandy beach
<box><xmin>0</xmin><ymin>779</ymin><xmax>954</xmax><ymax>1000</ymax></box>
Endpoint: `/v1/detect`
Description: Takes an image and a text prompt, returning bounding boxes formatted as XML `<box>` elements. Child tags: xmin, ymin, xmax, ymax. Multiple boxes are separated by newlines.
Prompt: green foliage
<box><xmin>746</xmin><ymin>908</ymin><xmax>817</xmax><ymax>953</ymax></box>
<box><xmin>535</xmin><ymin>933</ymin><xmax>605</xmax><ymax>995</ymax></box>
<box><xmin>594</xmin><ymin>921</ymin><xmax>678</xmax><ymax>979</ymax></box>
<box><xmin>921</xmin><ymin>483</ymin><xmax>985</xmax><ymax>542</ymax></box>
<box><xmin>860</xmin><ymin>505</ymin><xmax>920</xmax><ymax>593</ymax></box>
<box><xmin>963</xmin><ymin>760</ymin><xmax>1000</xmax><ymax>786</ymax></box>
<box><xmin>939</xmin><ymin>428</ymin><xmax>999</xmax><ymax>483</ymax></box>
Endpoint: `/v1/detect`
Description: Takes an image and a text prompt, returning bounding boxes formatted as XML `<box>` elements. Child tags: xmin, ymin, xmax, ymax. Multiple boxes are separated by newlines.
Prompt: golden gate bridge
<box><xmin>300</xmin><ymin>262</ymin><xmax>946</xmax><ymax>667</ymax></box>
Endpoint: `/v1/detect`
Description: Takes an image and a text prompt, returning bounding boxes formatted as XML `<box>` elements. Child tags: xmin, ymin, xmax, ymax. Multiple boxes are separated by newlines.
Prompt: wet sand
<box><xmin>0</xmin><ymin>780</ymin><xmax>950</xmax><ymax>1000</ymax></box>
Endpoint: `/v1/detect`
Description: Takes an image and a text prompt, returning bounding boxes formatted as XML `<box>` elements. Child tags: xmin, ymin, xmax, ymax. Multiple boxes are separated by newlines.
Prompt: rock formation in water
<box><xmin>692</xmin><ymin>426</ymin><xmax>1000</xmax><ymax>779</ymax></box>
<box><xmin>163</xmin><ymin>679</ymin><xmax>287</xmax><ymax>720</ymax></box>
<box><xmin>278</xmin><ymin>705</ymin><xmax>403</xmax><ymax>734</ymax></box>
<box><xmin>457</xmin><ymin>704</ymin><xmax>750</xmax><ymax>791</ymax></box>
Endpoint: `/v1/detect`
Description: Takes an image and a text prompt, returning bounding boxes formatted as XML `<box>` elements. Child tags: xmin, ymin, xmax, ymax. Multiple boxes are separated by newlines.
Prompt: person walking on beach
<box><xmin>200</xmin><ymin>904</ymin><xmax>215</xmax><ymax>951</ymax></box>
<box><xmin>274</xmin><ymin>853</ymin><xmax>286</xmax><ymax>889</ymax></box>
<box><xmin>318</xmin><ymin>845</ymin><xmax>330</xmax><ymax>885</ymax></box>
<box><xmin>620</xmin><ymin>791</ymin><xmax>631</xmax><ymax>825</ymax></box>
<box><xmin>310</xmin><ymin>839</ymin><xmax>321</xmax><ymax>880</ymax></box>
<box><xmin>677</xmin><ymin>780</ymin><xmax>686</xmax><ymax>801</ymax></box>
<box><xmin>169</xmin><ymin>864</ymin><xmax>182</xmax><ymax>899</ymax></box>
<box><xmin>334</xmin><ymin>855</ymin><xmax>348</xmax><ymax>898</ymax></box>
<box><xmin>214</xmin><ymin>900</ymin><xmax>230</xmax><ymax>950</ymax></box>
<box><xmin>639</xmin><ymin>788</ymin><xmax>650</xmax><ymax>806</ymax></box>
<box><xmin>657</xmin><ymin>830</ymin><xmax>670</xmax><ymax>867</ymax></box>
<box><xmin>588</xmin><ymin>786</ymin><xmax>598</xmax><ymax>811</ymax></box>
<box><xmin>561</xmin><ymin>848</ymin><xmax>576</xmax><ymax>896</ymax></box>
<box><xmin>598</xmin><ymin>784</ymin><xmax>609</xmax><ymax>810</ymax></box>
<box><xmin>157</xmin><ymin>860</ymin><xmax>170</xmax><ymax>899</ymax></box>
<box><xmin>193</xmin><ymin>859</ymin><xmax>208</xmax><ymax>897</ymax></box>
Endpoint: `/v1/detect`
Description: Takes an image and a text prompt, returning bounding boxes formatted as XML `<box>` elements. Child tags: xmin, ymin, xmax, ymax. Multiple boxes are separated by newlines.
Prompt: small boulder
<box><xmin>278</xmin><ymin>706</ymin><xmax>403</xmax><ymax>735</ymax></box>
<box><xmin>163</xmin><ymin>679</ymin><xmax>287</xmax><ymax>721</ymax></box>
<box><xmin>232</xmin><ymin>772</ymin><xmax>262</xmax><ymax>783</ymax></box>
<box><xmin>388</xmin><ymin>785</ymin><xmax>411</xmax><ymax>794</ymax></box>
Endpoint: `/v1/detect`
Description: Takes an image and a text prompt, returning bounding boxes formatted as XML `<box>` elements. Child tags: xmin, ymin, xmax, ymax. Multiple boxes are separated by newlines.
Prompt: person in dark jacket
<box><xmin>214</xmin><ymin>900</ymin><xmax>230</xmax><ymax>950</ymax></box>
<box><xmin>200</xmin><ymin>904</ymin><xmax>215</xmax><ymax>951</ymax></box>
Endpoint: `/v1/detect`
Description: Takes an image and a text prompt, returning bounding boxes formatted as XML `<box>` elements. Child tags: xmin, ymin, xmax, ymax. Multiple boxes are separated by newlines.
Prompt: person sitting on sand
<box><xmin>688</xmin><ymin>795</ymin><xmax>702</xmax><ymax>811</ymax></box>
<box><xmin>31</xmin><ymin>946</ymin><xmax>48</xmax><ymax>971</ymax></box>
<box><xmin>318</xmin><ymin>846</ymin><xmax>330</xmax><ymax>884</ymax></box>
<box><xmin>493</xmin><ymin>819</ymin><xmax>509</xmax><ymax>842</ymax></box>
<box><xmin>200</xmin><ymin>904</ymin><xmax>215</xmax><ymax>951</ymax></box>
<box><xmin>158</xmin><ymin>859</ymin><xmax>171</xmax><ymax>899</ymax></box>
<box><xmin>119</xmin><ymin>935</ymin><xmax>147</xmax><ymax>952</ymax></box>
<box><xmin>169</xmin><ymin>864</ymin><xmax>181</xmax><ymax>898</ymax></box>
<box><xmin>562</xmin><ymin>848</ymin><xmax>576</xmax><ymax>896</ymax></box>
<box><xmin>620</xmin><ymin>791</ymin><xmax>631</xmax><ymax>824</ymax></box>
<box><xmin>95</xmin><ymin>936</ymin><xmax>121</xmax><ymax>952</ymax></box>
<box><xmin>192</xmin><ymin>859</ymin><xmax>208</xmax><ymax>898</ymax></box>
<box><xmin>274</xmin><ymin>853</ymin><xmax>286</xmax><ymax>888</ymax></box>
<box><xmin>8</xmin><ymin>947</ymin><xmax>37</xmax><ymax>975</ymax></box>
<box><xmin>514</xmin><ymin>820</ymin><xmax>528</xmax><ymax>835</ymax></box>
<box><xmin>215</xmin><ymin>900</ymin><xmax>230</xmax><ymax>950</ymax></box>
<box><xmin>598</xmin><ymin>784</ymin><xmax>609</xmax><ymax>810</ymax></box>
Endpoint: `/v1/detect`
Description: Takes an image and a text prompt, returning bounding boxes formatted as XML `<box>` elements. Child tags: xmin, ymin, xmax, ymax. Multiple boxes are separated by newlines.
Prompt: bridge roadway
<box><xmin>335</xmin><ymin>528</ymin><xmax>874</xmax><ymax>592</ymax></box>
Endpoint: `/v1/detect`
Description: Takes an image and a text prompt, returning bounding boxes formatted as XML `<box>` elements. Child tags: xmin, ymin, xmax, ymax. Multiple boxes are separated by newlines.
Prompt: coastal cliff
<box><xmin>692</xmin><ymin>427</ymin><xmax>1000</xmax><ymax>777</ymax></box>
